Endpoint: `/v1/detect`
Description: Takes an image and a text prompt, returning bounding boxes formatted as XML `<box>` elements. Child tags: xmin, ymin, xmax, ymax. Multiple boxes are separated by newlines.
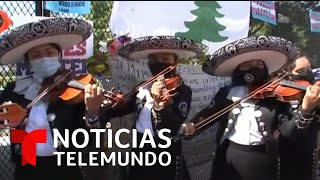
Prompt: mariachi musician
<box><xmin>0</xmin><ymin>17</ymin><xmax>95</xmax><ymax>180</ymax></box>
<box><xmin>180</xmin><ymin>36</ymin><xmax>320</xmax><ymax>180</ymax></box>
<box><xmin>83</xmin><ymin>35</ymin><xmax>208</xmax><ymax>180</ymax></box>
<box><xmin>279</xmin><ymin>52</ymin><xmax>320</xmax><ymax>180</ymax></box>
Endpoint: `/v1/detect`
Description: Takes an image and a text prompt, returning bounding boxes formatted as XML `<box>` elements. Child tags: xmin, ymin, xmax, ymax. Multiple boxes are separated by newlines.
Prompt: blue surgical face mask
<box><xmin>30</xmin><ymin>57</ymin><xmax>62</xmax><ymax>78</ymax></box>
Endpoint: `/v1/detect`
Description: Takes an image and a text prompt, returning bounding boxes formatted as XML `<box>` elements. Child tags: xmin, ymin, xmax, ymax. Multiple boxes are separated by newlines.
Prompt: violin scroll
<box><xmin>0</xmin><ymin>102</ymin><xmax>27</xmax><ymax>128</ymax></box>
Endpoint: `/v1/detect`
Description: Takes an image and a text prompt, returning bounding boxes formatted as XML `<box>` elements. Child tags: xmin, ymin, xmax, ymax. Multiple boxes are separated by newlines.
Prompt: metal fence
<box><xmin>0</xmin><ymin>1</ymin><xmax>113</xmax><ymax>180</ymax></box>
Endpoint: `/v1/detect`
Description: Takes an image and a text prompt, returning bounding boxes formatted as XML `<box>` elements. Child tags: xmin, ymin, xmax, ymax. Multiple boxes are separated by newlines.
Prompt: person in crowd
<box><xmin>0</xmin><ymin>17</ymin><xmax>96</xmax><ymax>180</ymax></box>
<box><xmin>83</xmin><ymin>36</ymin><xmax>208</xmax><ymax>180</ymax></box>
<box><xmin>279</xmin><ymin>52</ymin><xmax>319</xmax><ymax>180</ymax></box>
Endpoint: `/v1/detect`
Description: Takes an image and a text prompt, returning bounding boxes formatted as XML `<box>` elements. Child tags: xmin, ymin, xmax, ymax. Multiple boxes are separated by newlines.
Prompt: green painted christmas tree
<box><xmin>176</xmin><ymin>1</ymin><xmax>228</xmax><ymax>43</ymax></box>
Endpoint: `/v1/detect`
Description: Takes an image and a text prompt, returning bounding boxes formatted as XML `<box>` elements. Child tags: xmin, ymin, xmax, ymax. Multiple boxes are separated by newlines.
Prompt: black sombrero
<box><xmin>202</xmin><ymin>36</ymin><xmax>299</xmax><ymax>77</ymax></box>
<box><xmin>117</xmin><ymin>35</ymin><xmax>208</xmax><ymax>60</ymax></box>
<box><xmin>0</xmin><ymin>17</ymin><xmax>93</xmax><ymax>65</ymax></box>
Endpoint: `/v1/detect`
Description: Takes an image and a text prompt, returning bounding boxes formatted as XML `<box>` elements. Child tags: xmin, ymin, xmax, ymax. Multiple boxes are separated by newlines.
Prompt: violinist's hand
<box><xmin>151</xmin><ymin>81</ymin><xmax>164</xmax><ymax>97</ymax></box>
<box><xmin>84</xmin><ymin>84</ymin><xmax>104</xmax><ymax>116</ymax></box>
<box><xmin>302</xmin><ymin>85</ymin><xmax>320</xmax><ymax>113</ymax></box>
<box><xmin>151</xmin><ymin>81</ymin><xmax>172</xmax><ymax>110</ymax></box>
<box><xmin>1</xmin><ymin>101</ymin><xmax>13</xmax><ymax>106</ymax></box>
<box><xmin>180</xmin><ymin>122</ymin><xmax>196</xmax><ymax>136</ymax></box>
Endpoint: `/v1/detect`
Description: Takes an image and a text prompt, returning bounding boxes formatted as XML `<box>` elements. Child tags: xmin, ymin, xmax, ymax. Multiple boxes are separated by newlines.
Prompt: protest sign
<box><xmin>251</xmin><ymin>1</ymin><xmax>277</xmax><ymax>25</ymax></box>
<box><xmin>45</xmin><ymin>1</ymin><xmax>91</xmax><ymax>14</ymax></box>
<box><xmin>310</xmin><ymin>10</ymin><xmax>320</xmax><ymax>33</ymax></box>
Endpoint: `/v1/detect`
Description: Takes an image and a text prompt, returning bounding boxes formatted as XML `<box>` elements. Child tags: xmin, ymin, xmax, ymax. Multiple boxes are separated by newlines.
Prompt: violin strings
<box><xmin>195</xmin><ymin>72</ymin><xmax>287</xmax><ymax>130</ymax></box>
<box><xmin>194</xmin><ymin>72</ymin><xmax>288</xmax><ymax>130</ymax></box>
<box><xmin>123</xmin><ymin>65</ymin><xmax>176</xmax><ymax>99</ymax></box>
<box><xmin>194</xmin><ymin>72</ymin><xmax>289</xmax><ymax>131</ymax></box>
<box><xmin>25</xmin><ymin>71</ymin><xmax>72</xmax><ymax>111</ymax></box>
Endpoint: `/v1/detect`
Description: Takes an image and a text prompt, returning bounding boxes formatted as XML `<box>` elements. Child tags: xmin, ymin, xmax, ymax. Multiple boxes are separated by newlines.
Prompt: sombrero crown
<box><xmin>0</xmin><ymin>17</ymin><xmax>93</xmax><ymax>65</ymax></box>
<box><xmin>117</xmin><ymin>35</ymin><xmax>208</xmax><ymax>60</ymax></box>
<box><xmin>202</xmin><ymin>36</ymin><xmax>300</xmax><ymax>77</ymax></box>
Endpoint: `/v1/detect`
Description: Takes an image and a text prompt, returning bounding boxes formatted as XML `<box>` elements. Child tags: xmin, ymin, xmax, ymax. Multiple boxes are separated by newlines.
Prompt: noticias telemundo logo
<box><xmin>11</xmin><ymin>128</ymin><xmax>173</xmax><ymax>166</ymax></box>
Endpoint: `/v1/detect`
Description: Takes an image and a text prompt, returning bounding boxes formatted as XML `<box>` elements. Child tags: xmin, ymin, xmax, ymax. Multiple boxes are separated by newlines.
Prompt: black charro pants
<box><xmin>14</xmin><ymin>155</ymin><xmax>84</xmax><ymax>180</ymax></box>
<box><xmin>211</xmin><ymin>140</ymin><xmax>278</xmax><ymax>180</ymax></box>
<box><xmin>128</xmin><ymin>132</ymin><xmax>188</xmax><ymax>180</ymax></box>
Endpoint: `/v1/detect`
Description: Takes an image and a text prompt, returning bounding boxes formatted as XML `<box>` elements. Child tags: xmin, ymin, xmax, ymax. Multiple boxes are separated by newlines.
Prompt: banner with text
<box><xmin>45</xmin><ymin>1</ymin><xmax>91</xmax><ymax>14</ymax></box>
<box><xmin>10</xmin><ymin>16</ymin><xmax>93</xmax><ymax>79</ymax></box>
<box><xmin>310</xmin><ymin>10</ymin><xmax>320</xmax><ymax>33</ymax></box>
<box><xmin>251</xmin><ymin>1</ymin><xmax>277</xmax><ymax>25</ymax></box>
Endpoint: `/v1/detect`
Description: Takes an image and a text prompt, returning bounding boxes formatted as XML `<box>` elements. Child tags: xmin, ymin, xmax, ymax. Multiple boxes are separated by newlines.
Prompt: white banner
<box><xmin>109</xmin><ymin>1</ymin><xmax>250</xmax><ymax>54</ymax></box>
<box><xmin>106</xmin><ymin>58</ymin><xmax>231</xmax><ymax>120</ymax></box>
<box><xmin>10</xmin><ymin>15</ymin><xmax>94</xmax><ymax>79</ymax></box>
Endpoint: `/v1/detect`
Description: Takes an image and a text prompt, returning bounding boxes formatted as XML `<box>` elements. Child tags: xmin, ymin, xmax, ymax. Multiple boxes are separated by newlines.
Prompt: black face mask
<box><xmin>291</xmin><ymin>70</ymin><xmax>315</xmax><ymax>83</ymax></box>
<box><xmin>148</xmin><ymin>62</ymin><xmax>175</xmax><ymax>78</ymax></box>
<box><xmin>232</xmin><ymin>67</ymin><xmax>268</xmax><ymax>86</ymax></box>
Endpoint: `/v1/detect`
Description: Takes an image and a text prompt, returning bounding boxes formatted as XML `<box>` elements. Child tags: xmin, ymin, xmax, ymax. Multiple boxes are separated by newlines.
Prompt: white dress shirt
<box><xmin>24</xmin><ymin>101</ymin><xmax>57</xmax><ymax>156</ymax></box>
<box><xmin>226</xmin><ymin>86</ymin><xmax>265</xmax><ymax>145</ymax></box>
<box><xmin>135</xmin><ymin>87</ymin><xmax>155</xmax><ymax>136</ymax></box>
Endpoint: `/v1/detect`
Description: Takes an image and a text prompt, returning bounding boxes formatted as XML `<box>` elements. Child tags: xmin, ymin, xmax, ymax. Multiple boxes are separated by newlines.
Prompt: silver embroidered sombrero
<box><xmin>0</xmin><ymin>17</ymin><xmax>92</xmax><ymax>65</ymax></box>
<box><xmin>202</xmin><ymin>36</ymin><xmax>299</xmax><ymax>77</ymax></box>
<box><xmin>117</xmin><ymin>36</ymin><xmax>208</xmax><ymax>60</ymax></box>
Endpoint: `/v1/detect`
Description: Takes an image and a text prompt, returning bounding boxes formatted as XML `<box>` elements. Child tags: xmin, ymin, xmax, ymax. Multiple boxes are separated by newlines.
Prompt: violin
<box><xmin>173</xmin><ymin>71</ymin><xmax>309</xmax><ymax>141</ymax></box>
<box><xmin>156</xmin><ymin>74</ymin><xmax>182</xmax><ymax>103</ymax></box>
<box><xmin>251</xmin><ymin>68</ymin><xmax>320</xmax><ymax>102</ymax></box>
<box><xmin>0</xmin><ymin>65</ymin><xmax>181</xmax><ymax>128</ymax></box>
<box><xmin>251</xmin><ymin>79</ymin><xmax>309</xmax><ymax>102</ymax></box>
<box><xmin>100</xmin><ymin>65</ymin><xmax>182</xmax><ymax>107</ymax></box>
<box><xmin>0</xmin><ymin>69</ymin><xmax>124</xmax><ymax>128</ymax></box>
<box><xmin>37</xmin><ymin>69</ymin><xmax>93</xmax><ymax>104</ymax></box>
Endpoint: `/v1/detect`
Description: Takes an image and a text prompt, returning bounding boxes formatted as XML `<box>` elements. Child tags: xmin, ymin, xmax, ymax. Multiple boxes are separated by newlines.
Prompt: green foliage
<box><xmin>82</xmin><ymin>1</ymin><xmax>114</xmax><ymax>78</ymax></box>
<box><xmin>84</xmin><ymin>1</ymin><xmax>114</xmax><ymax>54</ymax></box>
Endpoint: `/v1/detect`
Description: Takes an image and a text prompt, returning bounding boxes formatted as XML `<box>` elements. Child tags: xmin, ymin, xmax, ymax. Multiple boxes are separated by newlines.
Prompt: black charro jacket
<box><xmin>186</xmin><ymin>85</ymin><xmax>318</xmax><ymax>178</ymax></box>
<box><xmin>94</xmin><ymin>82</ymin><xmax>192</xmax><ymax>139</ymax></box>
<box><xmin>279</xmin><ymin>100</ymin><xmax>320</xmax><ymax>180</ymax></box>
<box><xmin>0</xmin><ymin>81</ymin><xmax>88</xmax><ymax>163</ymax></box>
<box><xmin>86</xmin><ymin>81</ymin><xmax>192</xmax><ymax>180</ymax></box>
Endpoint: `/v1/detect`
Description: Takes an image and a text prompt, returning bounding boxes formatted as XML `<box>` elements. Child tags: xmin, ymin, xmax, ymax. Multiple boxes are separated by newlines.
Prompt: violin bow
<box><xmin>172</xmin><ymin>71</ymin><xmax>290</xmax><ymax>142</ymax></box>
<box><xmin>195</xmin><ymin>71</ymin><xmax>289</xmax><ymax>130</ymax></box>
<box><xmin>25</xmin><ymin>70</ymin><xmax>73</xmax><ymax>110</ymax></box>
<box><xmin>123</xmin><ymin>65</ymin><xmax>177</xmax><ymax>99</ymax></box>
<box><xmin>0</xmin><ymin>70</ymin><xmax>73</xmax><ymax>128</ymax></box>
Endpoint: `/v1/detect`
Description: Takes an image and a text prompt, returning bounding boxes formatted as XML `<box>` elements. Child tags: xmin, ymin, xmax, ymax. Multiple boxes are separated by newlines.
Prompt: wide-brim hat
<box><xmin>117</xmin><ymin>36</ymin><xmax>208</xmax><ymax>60</ymax></box>
<box><xmin>0</xmin><ymin>17</ymin><xmax>93</xmax><ymax>65</ymax></box>
<box><xmin>202</xmin><ymin>36</ymin><xmax>299</xmax><ymax>77</ymax></box>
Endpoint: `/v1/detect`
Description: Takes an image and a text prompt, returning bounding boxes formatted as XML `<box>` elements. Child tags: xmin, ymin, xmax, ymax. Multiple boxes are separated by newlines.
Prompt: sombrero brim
<box><xmin>0</xmin><ymin>18</ymin><xmax>92</xmax><ymax>65</ymax></box>
<box><xmin>117</xmin><ymin>36</ymin><xmax>208</xmax><ymax>60</ymax></box>
<box><xmin>202</xmin><ymin>36</ymin><xmax>299</xmax><ymax>77</ymax></box>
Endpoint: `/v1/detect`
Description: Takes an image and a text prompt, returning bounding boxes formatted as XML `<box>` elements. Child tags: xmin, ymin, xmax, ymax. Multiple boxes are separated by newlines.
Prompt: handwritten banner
<box><xmin>105</xmin><ymin>57</ymin><xmax>231</xmax><ymax>179</ymax></box>
<box><xmin>251</xmin><ymin>1</ymin><xmax>277</xmax><ymax>25</ymax></box>
<box><xmin>105</xmin><ymin>57</ymin><xmax>231</xmax><ymax>119</ymax></box>
<box><xmin>45</xmin><ymin>1</ymin><xmax>91</xmax><ymax>14</ymax></box>
<box><xmin>310</xmin><ymin>10</ymin><xmax>320</xmax><ymax>33</ymax></box>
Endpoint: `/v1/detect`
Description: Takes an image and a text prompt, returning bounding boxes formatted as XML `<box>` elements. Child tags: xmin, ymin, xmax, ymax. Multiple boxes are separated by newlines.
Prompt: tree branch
<box><xmin>250</xmin><ymin>23</ymin><xmax>265</xmax><ymax>36</ymax></box>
